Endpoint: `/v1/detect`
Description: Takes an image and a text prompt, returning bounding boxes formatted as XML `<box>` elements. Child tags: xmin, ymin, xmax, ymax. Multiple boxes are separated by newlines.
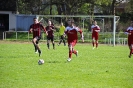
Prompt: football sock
<box><xmin>38</xmin><ymin>49</ymin><xmax>41</xmax><ymax>57</ymax></box>
<box><xmin>92</xmin><ymin>42</ymin><xmax>94</xmax><ymax>47</ymax></box>
<box><xmin>33</xmin><ymin>42</ymin><xmax>37</xmax><ymax>51</ymax></box>
<box><xmin>63</xmin><ymin>40</ymin><xmax>66</xmax><ymax>46</ymax></box>
<box><xmin>129</xmin><ymin>49</ymin><xmax>133</xmax><ymax>56</ymax></box>
<box><xmin>72</xmin><ymin>50</ymin><xmax>77</xmax><ymax>54</ymax></box>
<box><xmin>34</xmin><ymin>45</ymin><xmax>37</xmax><ymax>51</ymax></box>
<box><xmin>59</xmin><ymin>40</ymin><xmax>62</xmax><ymax>44</ymax></box>
<box><xmin>69</xmin><ymin>50</ymin><xmax>72</xmax><ymax>58</ymax></box>
<box><xmin>96</xmin><ymin>42</ymin><xmax>98</xmax><ymax>48</ymax></box>
<box><xmin>53</xmin><ymin>43</ymin><xmax>55</xmax><ymax>49</ymax></box>
<box><xmin>47</xmin><ymin>43</ymin><xmax>50</xmax><ymax>49</ymax></box>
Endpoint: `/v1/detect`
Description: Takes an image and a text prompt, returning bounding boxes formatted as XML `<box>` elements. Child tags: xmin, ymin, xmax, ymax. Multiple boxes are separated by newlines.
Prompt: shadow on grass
<box><xmin>46</xmin><ymin>61</ymin><xmax>61</xmax><ymax>63</ymax></box>
<box><xmin>45</xmin><ymin>60</ymin><xmax>70</xmax><ymax>63</ymax></box>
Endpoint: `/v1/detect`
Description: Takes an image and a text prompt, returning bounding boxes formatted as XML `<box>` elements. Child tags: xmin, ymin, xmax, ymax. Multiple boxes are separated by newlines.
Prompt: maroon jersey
<box><xmin>45</xmin><ymin>25</ymin><xmax>55</xmax><ymax>37</ymax></box>
<box><xmin>125</xmin><ymin>26</ymin><xmax>133</xmax><ymax>46</ymax></box>
<box><xmin>30</xmin><ymin>23</ymin><xmax>46</xmax><ymax>38</ymax></box>
<box><xmin>91</xmin><ymin>25</ymin><xmax>100</xmax><ymax>40</ymax></box>
<box><xmin>65</xmin><ymin>26</ymin><xmax>82</xmax><ymax>46</ymax></box>
<box><xmin>91</xmin><ymin>25</ymin><xmax>100</xmax><ymax>36</ymax></box>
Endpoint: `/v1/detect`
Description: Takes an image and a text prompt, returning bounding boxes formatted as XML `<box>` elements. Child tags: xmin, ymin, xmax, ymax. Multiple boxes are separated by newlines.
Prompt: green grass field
<box><xmin>0</xmin><ymin>41</ymin><xmax>133</xmax><ymax>88</ymax></box>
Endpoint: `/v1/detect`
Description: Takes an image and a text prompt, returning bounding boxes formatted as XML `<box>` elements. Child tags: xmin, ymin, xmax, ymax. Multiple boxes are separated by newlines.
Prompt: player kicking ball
<box><xmin>64</xmin><ymin>19</ymin><xmax>84</xmax><ymax>62</ymax></box>
<box><xmin>29</xmin><ymin>18</ymin><xmax>47</xmax><ymax>57</ymax></box>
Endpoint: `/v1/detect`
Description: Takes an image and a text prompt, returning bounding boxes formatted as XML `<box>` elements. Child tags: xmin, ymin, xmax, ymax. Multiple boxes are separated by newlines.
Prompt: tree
<box><xmin>125</xmin><ymin>0</ymin><xmax>133</xmax><ymax>20</ymax></box>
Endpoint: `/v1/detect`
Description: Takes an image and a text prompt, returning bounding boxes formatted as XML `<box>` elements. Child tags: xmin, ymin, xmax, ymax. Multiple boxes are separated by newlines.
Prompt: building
<box><xmin>0</xmin><ymin>0</ymin><xmax>17</xmax><ymax>31</ymax></box>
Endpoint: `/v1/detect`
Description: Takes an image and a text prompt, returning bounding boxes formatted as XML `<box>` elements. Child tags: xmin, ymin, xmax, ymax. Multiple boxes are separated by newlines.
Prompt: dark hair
<box><xmin>33</xmin><ymin>18</ymin><xmax>37</xmax><ymax>20</ymax></box>
<box><xmin>68</xmin><ymin>19</ymin><xmax>74</xmax><ymax>23</ymax></box>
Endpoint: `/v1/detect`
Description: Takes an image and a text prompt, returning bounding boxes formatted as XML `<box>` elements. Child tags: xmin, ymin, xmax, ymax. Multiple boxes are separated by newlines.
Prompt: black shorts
<box><xmin>34</xmin><ymin>36</ymin><xmax>41</xmax><ymax>44</ymax></box>
<box><xmin>34</xmin><ymin>36</ymin><xmax>41</xmax><ymax>41</ymax></box>
<box><xmin>60</xmin><ymin>35</ymin><xmax>65</xmax><ymax>39</ymax></box>
<box><xmin>47</xmin><ymin>36</ymin><xmax>54</xmax><ymax>41</ymax></box>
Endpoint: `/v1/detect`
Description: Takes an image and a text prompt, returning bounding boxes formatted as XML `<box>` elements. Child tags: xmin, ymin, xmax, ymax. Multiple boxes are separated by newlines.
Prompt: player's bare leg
<box><xmin>32</xmin><ymin>38</ymin><xmax>41</xmax><ymax>57</ymax></box>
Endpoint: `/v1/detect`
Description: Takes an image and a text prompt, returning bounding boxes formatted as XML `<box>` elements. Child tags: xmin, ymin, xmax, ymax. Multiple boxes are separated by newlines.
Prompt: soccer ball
<box><xmin>38</xmin><ymin>59</ymin><xmax>44</xmax><ymax>65</ymax></box>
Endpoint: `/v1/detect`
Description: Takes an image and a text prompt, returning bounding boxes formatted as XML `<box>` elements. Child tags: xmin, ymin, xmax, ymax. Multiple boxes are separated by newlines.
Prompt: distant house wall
<box><xmin>0</xmin><ymin>12</ymin><xmax>38</xmax><ymax>31</ymax></box>
<box><xmin>0</xmin><ymin>11</ymin><xmax>16</xmax><ymax>31</ymax></box>
<box><xmin>16</xmin><ymin>15</ymin><xmax>36</xmax><ymax>31</ymax></box>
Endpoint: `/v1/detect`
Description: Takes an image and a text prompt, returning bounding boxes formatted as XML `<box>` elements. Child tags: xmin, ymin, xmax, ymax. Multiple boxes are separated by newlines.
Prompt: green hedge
<box><xmin>4</xmin><ymin>31</ymin><xmax>127</xmax><ymax>44</ymax></box>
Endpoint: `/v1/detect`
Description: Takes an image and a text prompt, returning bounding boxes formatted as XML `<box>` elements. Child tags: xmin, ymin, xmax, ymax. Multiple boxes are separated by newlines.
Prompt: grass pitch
<box><xmin>0</xmin><ymin>41</ymin><xmax>133</xmax><ymax>88</ymax></box>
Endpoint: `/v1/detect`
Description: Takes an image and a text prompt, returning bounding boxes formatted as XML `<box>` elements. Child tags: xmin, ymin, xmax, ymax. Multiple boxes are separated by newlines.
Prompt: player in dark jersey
<box><xmin>45</xmin><ymin>20</ymin><xmax>55</xmax><ymax>49</ymax></box>
<box><xmin>29</xmin><ymin>18</ymin><xmax>47</xmax><ymax>57</ymax></box>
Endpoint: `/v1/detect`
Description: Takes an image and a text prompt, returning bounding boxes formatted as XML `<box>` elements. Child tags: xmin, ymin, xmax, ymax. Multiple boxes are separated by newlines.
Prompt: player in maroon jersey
<box><xmin>65</xmin><ymin>19</ymin><xmax>84</xmax><ymax>62</ymax></box>
<box><xmin>45</xmin><ymin>20</ymin><xmax>55</xmax><ymax>49</ymax></box>
<box><xmin>91</xmin><ymin>20</ymin><xmax>100</xmax><ymax>49</ymax></box>
<box><xmin>125</xmin><ymin>21</ymin><xmax>133</xmax><ymax>58</ymax></box>
<box><xmin>29</xmin><ymin>18</ymin><xmax>47</xmax><ymax>57</ymax></box>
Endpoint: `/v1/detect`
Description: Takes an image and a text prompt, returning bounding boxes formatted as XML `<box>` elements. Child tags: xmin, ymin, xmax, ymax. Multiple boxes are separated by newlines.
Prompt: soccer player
<box><xmin>65</xmin><ymin>19</ymin><xmax>84</xmax><ymax>62</ymax></box>
<box><xmin>58</xmin><ymin>22</ymin><xmax>66</xmax><ymax>46</ymax></box>
<box><xmin>45</xmin><ymin>20</ymin><xmax>55</xmax><ymax>49</ymax></box>
<box><xmin>29</xmin><ymin>18</ymin><xmax>47</xmax><ymax>57</ymax></box>
<box><xmin>91</xmin><ymin>20</ymin><xmax>100</xmax><ymax>49</ymax></box>
<box><xmin>125</xmin><ymin>21</ymin><xmax>133</xmax><ymax>58</ymax></box>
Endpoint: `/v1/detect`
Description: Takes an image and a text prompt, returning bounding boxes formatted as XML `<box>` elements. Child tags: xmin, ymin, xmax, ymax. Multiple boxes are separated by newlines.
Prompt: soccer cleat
<box><xmin>67</xmin><ymin>58</ymin><xmax>71</xmax><ymax>62</ymax></box>
<box><xmin>35</xmin><ymin>50</ymin><xmax>38</xmax><ymax>53</ymax></box>
<box><xmin>75</xmin><ymin>51</ymin><xmax>78</xmax><ymax>57</ymax></box>
<box><xmin>38</xmin><ymin>50</ymin><xmax>41</xmax><ymax>57</ymax></box>
<box><xmin>129</xmin><ymin>55</ymin><xmax>131</xmax><ymax>58</ymax></box>
<box><xmin>93</xmin><ymin>47</ymin><xmax>95</xmax><ymax>49</ymax></box>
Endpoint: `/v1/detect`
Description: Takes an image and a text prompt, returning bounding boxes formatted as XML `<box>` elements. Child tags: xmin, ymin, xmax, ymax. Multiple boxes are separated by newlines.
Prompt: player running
<box><xmin>45</xmin><ymin>20</ymin><xmax>55</xmax><ymax>49</ymax></box>
<box><xmin>58</xmin><ymin>22</ymin><xmax>66</xmax><ymax>46</ymax></box>
<box><xmin>125</xmin><ymin>21</ymin><xmax>133</xmax><ymax>58</ymax></box>
<box><xmin>91</xmin><ymin>20</ymin><xmax>100</xmax><ymax>49</ymax></box>
<box><xmin>29</xmin><ymin>18</ymin><xmax>47</xmax><ymax>57</ymax></box>
<box><xmin>65</xmin><ymin>19</ymin><xmax>84</xmax><ymax>62</ymax></box>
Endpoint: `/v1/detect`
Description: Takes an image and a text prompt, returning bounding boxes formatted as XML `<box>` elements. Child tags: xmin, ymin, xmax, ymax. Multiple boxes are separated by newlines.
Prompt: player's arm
<box><xmin>95</xmin><ymin>26</ymin><xmax>100</xmax><ymax>32</ymax></box>
<box><xmin>50</xmin><ymin>26</ymin><xmax>55</xmax><ymax>31</ymax></box>
<box><xmin>63</xmin><ymin>26</ymin><xmax>66</xmax><ymax>37</ymax></box>
<box><xmin>91</xmin><ymin>25</ymin><xmax>94</xmax><ymax>33</ymax></box>
<box><xmin>125</xmin><ymin>27</ymin><xmax>131</xmax><ymax>35</ymax></box>
<box><xmin>77</xmin><ymin>28</ymin><xmax>84</xmax><ymax>42</ymax></box>
<box><xmin>29</xmin><ymin>25</ymin><xmax>33</xmax><ymax>33</ymax></box>
<box><xmin>40</xmin><ymin>24</ymin><xmax>48</xmax><ymax>35</ymax></box>
<box><xmin>64</xmin><ymin>27</ymin><xmax>68</xmax><ymax>35</ymax></box>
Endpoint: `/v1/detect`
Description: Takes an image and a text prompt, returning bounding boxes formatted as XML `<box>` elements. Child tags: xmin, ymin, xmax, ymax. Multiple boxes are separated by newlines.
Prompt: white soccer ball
<box><xmin>38</xmin><ymin>59</ymin><xmax>44</xmax><ymax>65</ymax></box>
